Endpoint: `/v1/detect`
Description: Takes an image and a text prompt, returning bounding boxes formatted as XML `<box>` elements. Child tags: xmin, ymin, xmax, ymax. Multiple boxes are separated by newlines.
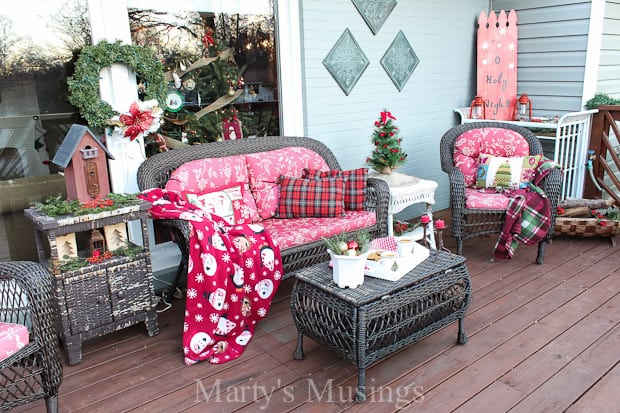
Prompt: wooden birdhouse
<box><xmin>52</xmin><ymin>124</ymin><xmax>115</xmax><ymax>202</ymax></box>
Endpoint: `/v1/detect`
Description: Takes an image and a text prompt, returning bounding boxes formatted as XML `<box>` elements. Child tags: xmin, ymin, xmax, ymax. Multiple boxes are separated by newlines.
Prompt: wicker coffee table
<box><xmin>290</xmin><ymin>250</ymin><xmax>471</xmax><ymax>402</ymax></box>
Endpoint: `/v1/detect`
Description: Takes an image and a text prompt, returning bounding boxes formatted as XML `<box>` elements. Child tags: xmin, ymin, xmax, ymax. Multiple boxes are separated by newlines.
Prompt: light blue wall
<box><xmin>299</xmin><ymin>0</ymin><xmax>488</xmax><ymax>216</ymax></box>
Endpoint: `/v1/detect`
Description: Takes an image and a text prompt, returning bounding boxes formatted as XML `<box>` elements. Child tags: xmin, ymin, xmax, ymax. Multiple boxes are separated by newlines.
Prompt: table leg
<box><xmin>356</xmin><ymin>367</ymin><xmax>366</xmax><ymax>402</ymax></box>
<box><xmin>293</xmin><ymin>333</ymin><xmax>304</xmax><ymax>360</ymax></box>
<box><xmin>458</xmin><ymin>318</ymin><xmax>468</xmax><ymax>345</ymax></box>
<box><xmin>356</xmin><ymin>307</ymin><xmax>367</xmax><ymax>402</ymax></box>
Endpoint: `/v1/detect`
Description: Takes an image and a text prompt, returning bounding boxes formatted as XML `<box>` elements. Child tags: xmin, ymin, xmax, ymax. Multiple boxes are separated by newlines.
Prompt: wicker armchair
<box><xmin>0</xmin><ymin>261</ymin><xmax>63</xmax><ymax>412</ymax></box>
<box><xmin>440</xmin><ymin>122</ymin><xmax>562</xmax><ymax>264</ymax></box>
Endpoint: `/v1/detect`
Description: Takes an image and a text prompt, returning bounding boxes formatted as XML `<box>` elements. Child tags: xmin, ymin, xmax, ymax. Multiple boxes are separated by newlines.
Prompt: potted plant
<box><xmin>324</xmin><ymin>231</ymin><xmax>371</xmax><ymax>289</ymax></box>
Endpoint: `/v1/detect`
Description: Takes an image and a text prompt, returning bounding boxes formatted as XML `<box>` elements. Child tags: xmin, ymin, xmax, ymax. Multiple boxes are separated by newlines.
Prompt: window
<box><xmin>0</xmin><ymin>0</ymin><xmax>91</xmax><ymax>261</ymax></box>
<box><xmin>127</xmin><ymin>0</ymin><xmax>279</xmax><ymax>151</ymax></box>
<box><xmin>0</xmin><ymin>0</ymin><xmax>90</xmax><ymax>180</ymax></box>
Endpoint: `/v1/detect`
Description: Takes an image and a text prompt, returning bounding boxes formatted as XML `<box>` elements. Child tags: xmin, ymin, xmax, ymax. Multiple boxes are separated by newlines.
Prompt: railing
<box><xmin>585</xmin><ymin>105</ymin><xmax>620</xmax><ymax>204</ymax></box>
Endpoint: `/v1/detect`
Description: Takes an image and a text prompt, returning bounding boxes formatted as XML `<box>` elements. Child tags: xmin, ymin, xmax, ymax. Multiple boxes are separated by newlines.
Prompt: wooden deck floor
<box><xmin>15</xmin><ymin>212</ymin><xmax>620</xmax><ymax>413</ymax></box>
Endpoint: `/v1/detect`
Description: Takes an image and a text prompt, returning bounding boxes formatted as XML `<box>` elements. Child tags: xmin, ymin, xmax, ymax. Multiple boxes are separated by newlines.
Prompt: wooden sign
<box><xmin>476</xmin><ymin>10</ymin><xmax>518</xmax><ymax>120</ymax></box>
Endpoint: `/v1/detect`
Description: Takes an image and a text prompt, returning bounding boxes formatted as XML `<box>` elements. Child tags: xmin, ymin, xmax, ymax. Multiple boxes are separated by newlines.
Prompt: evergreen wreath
<box><xmin>67</xmin><ymin>40</ymin><xmax>167</xmax><ymax>131</ymax></box>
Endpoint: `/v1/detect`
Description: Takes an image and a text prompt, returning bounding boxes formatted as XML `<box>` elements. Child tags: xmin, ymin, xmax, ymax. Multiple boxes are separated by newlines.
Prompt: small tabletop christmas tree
<box><xmin>366</xmin><ymin>110</ymin><xmax>407</xmax><ymax>174</ymax></box>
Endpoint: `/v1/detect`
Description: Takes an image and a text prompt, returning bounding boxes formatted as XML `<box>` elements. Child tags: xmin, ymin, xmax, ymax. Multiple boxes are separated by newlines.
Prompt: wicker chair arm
<box><xmin>0</xmin><ymin>261</ymin><xmax>63</xmax><ymax>391</ymax></box>
<box><xmin>366</xmin><ymin>177</ymin><xmax>390</xmax><ymax>238</ymax></box>
<box><xmin>536</xmin><ymin>167</ymin><xmax>563</xmax><ymax>241</ymax></box>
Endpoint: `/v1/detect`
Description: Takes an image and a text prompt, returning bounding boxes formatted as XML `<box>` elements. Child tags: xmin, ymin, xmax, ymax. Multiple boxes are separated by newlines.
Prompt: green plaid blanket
<box><xmin>494</xmin><ymin>158</ymin><xmax>558</xmax><ymax>260</ymax></box>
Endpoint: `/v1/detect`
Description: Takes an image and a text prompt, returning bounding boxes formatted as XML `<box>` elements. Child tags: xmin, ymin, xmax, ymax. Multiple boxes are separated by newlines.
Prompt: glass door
<box><xmin>127</xmin><ymin>0</ymin><xmax>279</xmax><ymax>153</ymax></box>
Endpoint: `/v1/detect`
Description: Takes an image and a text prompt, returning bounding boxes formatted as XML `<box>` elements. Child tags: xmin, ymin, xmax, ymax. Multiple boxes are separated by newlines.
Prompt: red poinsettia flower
<box><xmin>119</xmin><ymin>102</ymin><xmax>156</xmax><ymax>141</ymax></box>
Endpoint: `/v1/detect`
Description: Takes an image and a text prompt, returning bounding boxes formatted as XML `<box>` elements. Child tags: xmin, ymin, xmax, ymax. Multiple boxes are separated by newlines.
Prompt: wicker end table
<box><xmin>369</xmin><ymin>171</ymin><xmax>438</xmax><ymax>246</ymax></box>
<box><xmin>290</xmin><ymin>250</ymin><xmax>471</xmax><ymax>402</ymax></box>
<box><xmin>24</xmin><ymin>202</ymin><xmax>160</xmax><ymax>365</ymax></box>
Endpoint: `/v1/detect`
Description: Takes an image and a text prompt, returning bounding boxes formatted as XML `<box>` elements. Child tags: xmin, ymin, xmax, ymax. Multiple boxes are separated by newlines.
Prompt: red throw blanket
<box><xmin>139</xmin><ymin>188</ymin><xmax>283</xmax><ymax>365</ymax></box>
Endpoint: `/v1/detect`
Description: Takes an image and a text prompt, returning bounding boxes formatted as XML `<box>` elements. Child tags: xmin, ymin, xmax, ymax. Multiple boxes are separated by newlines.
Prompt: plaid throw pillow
<box><xmin>276</xmin><ymin>176</ymin><xmax>345</xmax><ymax>218</ymax></box>
<box><xmin>303</xmin><ymin>167</ymin><xmax>368</xmax><ymax>211</ymax></box>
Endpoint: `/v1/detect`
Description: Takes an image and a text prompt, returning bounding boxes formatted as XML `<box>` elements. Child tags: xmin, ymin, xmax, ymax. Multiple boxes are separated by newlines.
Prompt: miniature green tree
<box><xmin>366</xmin><ymin>110</ymin><xmax>407</xmax><ymax>174</ymax></box>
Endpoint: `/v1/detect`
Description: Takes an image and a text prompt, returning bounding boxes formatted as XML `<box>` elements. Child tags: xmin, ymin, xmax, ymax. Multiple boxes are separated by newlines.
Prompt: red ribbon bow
<box><xmin>203</xmin><ymin>29</ymin><xmax>215</xmax><ymax>47</ymax></box>
<box><xmin>380</xmin><ymin>111</ymin><xmax>396</xmax><ymax>124</ymax></box>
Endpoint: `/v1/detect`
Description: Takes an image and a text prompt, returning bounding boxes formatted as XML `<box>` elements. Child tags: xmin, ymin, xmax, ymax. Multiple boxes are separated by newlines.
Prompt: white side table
<box><xmin>369</xmin><ymin>171</ymin><xmax>438</xmax><ymax>247</ymax></box>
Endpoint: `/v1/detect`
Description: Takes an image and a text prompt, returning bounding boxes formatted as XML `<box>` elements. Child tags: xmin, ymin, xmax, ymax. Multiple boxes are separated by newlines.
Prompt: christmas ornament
<box><xmin>183</xmin><ymin>78</ymin><xmax>196</xmax><ymax>90</ymax></box>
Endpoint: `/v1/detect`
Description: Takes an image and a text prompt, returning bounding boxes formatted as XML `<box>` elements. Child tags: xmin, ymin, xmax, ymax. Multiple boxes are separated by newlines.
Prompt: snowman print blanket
<box><xmin>139</xmin><ymin>188</ymin><xmax>283</xmax><ymax>365</ymax></box>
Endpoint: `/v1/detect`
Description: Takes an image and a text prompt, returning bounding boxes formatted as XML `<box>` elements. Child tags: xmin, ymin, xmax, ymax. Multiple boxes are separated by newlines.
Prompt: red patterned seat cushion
<box><xmin>0</xmin><ymin>322</ymin><xmax>29</xmax><ymax>361</ymax></box>
<box><xmin>465</xmin><ymin>187</ymin><xmax>511</xmax><ymax>209</ymax></box>
<box><xmin>303</xmin><ymin>167</ymin><xmax>368</xmax><ymax>211</ymax></box>
<box><xmin>262</xmin><ymin>211</ymin><xmax>377</xmax><ymax>250</ymax></box>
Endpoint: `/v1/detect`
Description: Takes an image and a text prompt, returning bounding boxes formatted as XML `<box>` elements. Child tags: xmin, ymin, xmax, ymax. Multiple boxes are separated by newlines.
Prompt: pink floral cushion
<box><xmin>261</xmin><ymin>211</ymin><xmax>376</xmax><ymax>250</ymax></box>
<box><xmin>454</xmin><ymin>128</ymin><xmax>531</xmax><ymax>187</ymax></box>
<box><xmin>165</xmin><ymin>155</ymin><xmax>260</xmax><ymax>222</ymax></box>
<box><xmin>465</xmin><ymin>188</ymin><xmax>511</xmax><ymax>209</ymax></box>
<box><xmin>0</xmin><ymin>322</ymin><xmax>29</xmax><ymax>361</ymax></box>
<box><xmin>245</xmin><ymin>147</ymin><xmax>330</xmax><ymax>219</ymax></box>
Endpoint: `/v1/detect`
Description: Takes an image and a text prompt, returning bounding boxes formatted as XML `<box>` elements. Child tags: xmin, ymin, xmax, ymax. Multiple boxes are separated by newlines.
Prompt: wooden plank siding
<box><xmin>599</xmin><ymin>1</ymin><xmax>620</xmax><ymax>95</ymax></box>
<box><xmin>11</xmin><ymin>209</ymin><xmax>620</xmax><ymax>413</ymax></box>
<box><xmin>493</xmin><ymin>0</ymin><xmax>592</xmax><ymax>114</ymax></box>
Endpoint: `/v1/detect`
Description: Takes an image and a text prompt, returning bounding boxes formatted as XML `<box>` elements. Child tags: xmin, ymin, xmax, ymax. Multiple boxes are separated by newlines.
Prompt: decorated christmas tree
<box><xmin>366</xmin><ymin>110</ymin><xmax>407</xmax><ymax>174</ymax></box>
<box><xmin>156</xmin><ymin>30</ymin><xmax>247</xmax><ymax>146</ymax></box>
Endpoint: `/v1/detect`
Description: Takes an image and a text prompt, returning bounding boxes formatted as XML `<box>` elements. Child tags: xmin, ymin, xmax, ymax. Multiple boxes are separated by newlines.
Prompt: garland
<box><xmin>35</xmin><ymin>193</ymin><xmax>140</xmax><ymax>217</ymax></box>
<box><xmin>68</xmin><ymin>40</ymin><xmax>167</xmax><ymax>131</ymax></box>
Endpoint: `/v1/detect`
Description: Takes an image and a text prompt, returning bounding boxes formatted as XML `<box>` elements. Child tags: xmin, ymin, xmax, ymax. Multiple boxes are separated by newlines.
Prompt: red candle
<box><xmin>435</xmin><ymin>219</ymin><xmax>445</xmax><ymax>229</ymax></box>
<box><xmin>420</xmin><ymin>215</ymin><xmax>431</xmax><ymax>224</ymax></box>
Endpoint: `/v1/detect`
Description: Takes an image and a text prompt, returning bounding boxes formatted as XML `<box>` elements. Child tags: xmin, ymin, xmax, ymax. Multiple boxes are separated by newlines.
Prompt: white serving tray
<box><xmin>364</xmin><ymin>244</ymin><xmax>430</xmax><ymax>281</ymax></box>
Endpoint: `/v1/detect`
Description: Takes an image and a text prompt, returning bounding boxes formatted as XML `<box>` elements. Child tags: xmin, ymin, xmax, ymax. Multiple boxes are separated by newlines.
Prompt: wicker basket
<box><xmin>554</xmin><ymin>217</ymin><xmax>619</xmax><ymax>238</ymax></box>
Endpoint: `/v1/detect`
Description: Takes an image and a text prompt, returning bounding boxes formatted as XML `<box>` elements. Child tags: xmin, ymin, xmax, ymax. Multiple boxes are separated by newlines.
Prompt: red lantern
<box><xmin>514</xmin><ymin>93</ymin><xmax>533</xmax><ymax>121</ymax></box>
<box><xmin>469</xmin><ymin>95</ymin><xmax>486</xmax><ymax>119</ymax></box>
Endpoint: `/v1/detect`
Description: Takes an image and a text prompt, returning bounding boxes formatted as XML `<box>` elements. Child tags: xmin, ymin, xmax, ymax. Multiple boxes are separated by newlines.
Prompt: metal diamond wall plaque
<box><xmin>323</xmin><ymin>29</ymin><xmax>370</xmax><ymax>96</ymax></box>
<box><xmin>352</xmin><ymin>0</ymin><xmax>397</xmax><ymax>35</ymax></box>
<box><xmin>381</xmin><ymin>30</ymin><xmax>419</xmax><ymax>92</ymax></box>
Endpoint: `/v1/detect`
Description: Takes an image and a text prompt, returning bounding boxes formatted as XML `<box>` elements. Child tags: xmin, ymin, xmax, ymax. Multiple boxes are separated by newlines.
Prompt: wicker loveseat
<box><xmin>440</xmin><ymin>122</ymin><xmax>562</xmax><ymax>264</ymax></box>
<box><xmin>137</xmin><ymin>136</ymin><xmax>390</xmax><ymax>294</ymax></box>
